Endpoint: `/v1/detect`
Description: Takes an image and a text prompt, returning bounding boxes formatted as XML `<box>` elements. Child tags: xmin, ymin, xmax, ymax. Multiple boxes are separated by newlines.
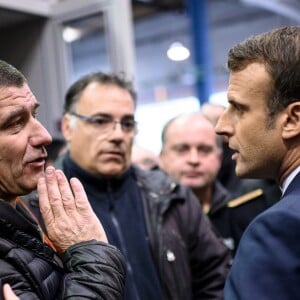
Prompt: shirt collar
<box><xmin>281</xmin><ymin>165</ymin><xmax>300</xmax><ymax>196</ymax></box>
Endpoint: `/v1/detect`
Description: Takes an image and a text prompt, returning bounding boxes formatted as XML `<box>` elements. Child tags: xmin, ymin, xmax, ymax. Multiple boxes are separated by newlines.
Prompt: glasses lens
<box><xmin>93</xmin><ymin>117</ymin><xmax>113</xmax><ymax>131</ymax></box>
<box><xmin>71</xmin><ymin>112</ymin><xmax>137</xmax><ymax>133</ymax></box>
<box><xmin>121</xmin><ymin>119</ymin><xmax>136</xmax><ymax>132</ymax></box>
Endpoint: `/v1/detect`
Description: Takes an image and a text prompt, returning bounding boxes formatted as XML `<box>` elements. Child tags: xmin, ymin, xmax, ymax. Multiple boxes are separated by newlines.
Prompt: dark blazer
<box><xmin>224</xmin><ymin>171</ymin><xmax>300</xmax><ymax>300</ymax></box>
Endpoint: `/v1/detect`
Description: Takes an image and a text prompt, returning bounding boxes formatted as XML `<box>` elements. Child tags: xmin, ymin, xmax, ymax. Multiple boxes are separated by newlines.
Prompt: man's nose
<box><xmin>29</xmin><ymin>118</ymin><xmax>52</xmax><ymax>147</ymax></box>
<box><xmin>107</xmin><ymin>122</ymin><xmax>129</xmax><ymax>144</ymax></box>
<box><xmin>188</xmin><ymin>149</ymin><xmax>199</xmax><ymax>163</ymax></box>
<box><xmin>215</xmin><ymin>110</ymin><xmax>231</xmax><ymax>137</ymax></box>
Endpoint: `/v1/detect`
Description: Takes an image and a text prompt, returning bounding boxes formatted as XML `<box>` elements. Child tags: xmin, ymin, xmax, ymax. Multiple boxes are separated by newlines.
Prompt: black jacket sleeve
<box><xmin>62</xmin><ymin>240</ymin><xmax>125</xmax><ymax>299</ymax></box>
<box><xmin>184</xmin><ymin>188</ymin><xmax>231</xmax><ymax>299</ymax></box>
<box><xmin>0</xmin><ymin>238</ymin><xmax>125</xmax><ymax>300</ymax></box>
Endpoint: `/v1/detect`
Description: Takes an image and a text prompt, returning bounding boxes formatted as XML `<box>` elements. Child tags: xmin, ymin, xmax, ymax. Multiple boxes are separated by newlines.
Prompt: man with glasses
<box><xmin>28</xmin><ymin>72</ymin><xmax>231</xmax><ymax>300</ymax></box>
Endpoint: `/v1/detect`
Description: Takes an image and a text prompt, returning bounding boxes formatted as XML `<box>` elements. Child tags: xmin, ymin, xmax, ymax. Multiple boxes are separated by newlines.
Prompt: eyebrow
<box><xmin>228</xmin><ymin>99</ymin><xmax>242</xmax><ymax>107</ymax></box>
<box><xmin>228</xmin><ymin>99</ymin><xmax>236</xmax><ymax>105</ymax></box>
<box><xmin>90</xmin><ymin>112</ymin><xmax>135</xmax><ymax>119</ymax></box>
<box><xmin>0</xmin><ymin>102</ymin><xmax>40</xmax><ymax>125</ymax></box>
<box><xmin>172</xmin><ymin>143</ymin><xmax>189</xmax><ymax>148</ymax></box>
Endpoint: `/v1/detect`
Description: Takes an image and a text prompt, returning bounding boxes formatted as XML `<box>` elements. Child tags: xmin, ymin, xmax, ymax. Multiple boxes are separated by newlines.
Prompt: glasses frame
<box><xmin>69</xmin><ymin>112</ymin><xmax>137</xmax><ymax>134</ymax></box>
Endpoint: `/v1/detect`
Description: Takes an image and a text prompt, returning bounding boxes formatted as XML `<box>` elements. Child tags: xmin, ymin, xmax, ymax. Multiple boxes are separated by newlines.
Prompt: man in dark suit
<box><xmin>216</xmin><ymin>26</ymin><xmax>300</xmax><ymax>299</ymax></box>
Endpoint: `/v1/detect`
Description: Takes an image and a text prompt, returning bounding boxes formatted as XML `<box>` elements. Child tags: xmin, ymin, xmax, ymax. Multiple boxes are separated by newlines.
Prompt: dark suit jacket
<box><xmin>224</xmin><ymin>171</ymin><xmax>300</xmax><ymax>299</ymax></box>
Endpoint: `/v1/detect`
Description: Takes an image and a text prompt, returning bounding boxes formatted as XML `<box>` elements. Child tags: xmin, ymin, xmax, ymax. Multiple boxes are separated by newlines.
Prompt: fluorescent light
<box><xmin>209</xmin><ymin>91</ymin><xmax>228</xmax><ymax>107</ymax></box>
<box><xmin>167</xmin><ymin>42</ymin><xmax>190</xmax><ymax>61</ymax></box>
<box><xmin>63</xmin><ymin>27</ymin><xmax>83</xmax><ymax>43</ymax></box>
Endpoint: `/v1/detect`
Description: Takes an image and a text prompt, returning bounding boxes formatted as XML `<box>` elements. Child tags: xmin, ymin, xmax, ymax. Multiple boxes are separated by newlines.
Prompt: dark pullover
<box><xmin>62</xmin><ymin>153</ymin><xmax>163</xmax><ymax>300</ymax></box>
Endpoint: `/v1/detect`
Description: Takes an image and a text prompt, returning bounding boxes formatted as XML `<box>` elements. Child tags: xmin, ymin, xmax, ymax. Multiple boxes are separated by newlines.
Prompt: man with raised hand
<box><xmin>0</xmin><ymin>60</ymin><xmax>125</xmax><ymax>299</ymax></box>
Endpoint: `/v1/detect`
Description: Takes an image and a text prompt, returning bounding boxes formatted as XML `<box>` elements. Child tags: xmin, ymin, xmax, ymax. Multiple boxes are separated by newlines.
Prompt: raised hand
<box><xmin>38</xmin><ymin>166</ymin><xmax>107</xmax><ymax>255</ymax></box>
<box><xmin>3</xmin><ymin>284</ymin><xmax>19</xmax><ymax>300</ymax></box>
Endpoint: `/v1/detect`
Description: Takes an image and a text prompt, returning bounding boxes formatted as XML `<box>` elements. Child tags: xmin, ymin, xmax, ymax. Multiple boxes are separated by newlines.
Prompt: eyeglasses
<box><xmin>69</xmin><ymin>112</ymin><xmax>137</xmax><ymax>134</ymax></box>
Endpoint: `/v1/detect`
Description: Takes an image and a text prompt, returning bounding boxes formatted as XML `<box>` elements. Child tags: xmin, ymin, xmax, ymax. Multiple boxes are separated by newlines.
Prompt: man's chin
<box><xmin>182</xmin><ymin>180</ymin><xmax>204</xmax><ymax>189</ymax></box>
<box><xmin>19</xmin><ymin>174</ymin><xmax>40</xmax><ymax>194</ymax></box>
<box><xmin>235</xmin><ymin>165</ymin><xmax>254</xmax><ymax>178</ymax></box>
<box><xmin>98</xmin><ymin>165</ymin><xmax>128</xmax><ymax>178</ymax></box>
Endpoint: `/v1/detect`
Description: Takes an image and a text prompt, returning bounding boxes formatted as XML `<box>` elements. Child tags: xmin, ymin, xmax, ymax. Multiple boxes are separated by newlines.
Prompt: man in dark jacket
<box><xmin>34</xmin><ymin>71</ymin><xmax>231</xmax><ymax>300</ymax></box>
<box><xmin>0</xmin><ymin>60</ymin><xmax>125</xmax><ymax>299</ymax></box>
<box><xmin>159</xmin><ymin>113</ymin><xmax>278</xmax><ymax>253</ymax></box>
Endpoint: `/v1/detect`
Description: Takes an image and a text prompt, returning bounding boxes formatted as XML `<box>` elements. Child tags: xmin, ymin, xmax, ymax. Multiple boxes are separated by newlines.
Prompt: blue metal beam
<box><xmin>186</xmin><ymin>0</ymin><xmax>212</xmax><ymax>105</ymax></box>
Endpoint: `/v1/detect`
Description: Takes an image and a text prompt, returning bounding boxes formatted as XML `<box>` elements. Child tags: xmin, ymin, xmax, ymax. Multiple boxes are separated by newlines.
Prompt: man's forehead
<box><xmin>170</xmin><ymin>120</ymin><xmax>215</xmax><ymax>135</ymax></box>
<box><xmin>0</xmin><ymin>85</ymin><xmax>39</xmax><ymax>120</ymax></box>
<box><xmin>0</xmin><ymin>84</ymin><xmax>36</xmax><ymax>105</ymax></box>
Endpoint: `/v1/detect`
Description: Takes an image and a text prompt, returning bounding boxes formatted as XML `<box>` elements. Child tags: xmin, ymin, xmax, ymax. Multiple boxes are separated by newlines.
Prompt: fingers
<box><xmin>37</xmin><ymin>166</ymin><xmax>108</xmax><ymax>253</ymax></box>
<box><xmin>38</xmin><ymin>174</ymin><xmax>54</xmax><ymax>228</ymax></box>
<box><xmin>70</xmin><ymin>177</ymin><xmax>93</xmax><ymax>213</ymax></box>
<box><xmin>39</xmin><ymin>167</ymin><xmax>76</xmax><ymax>219</ymax></box>
<box><xmin>56</xmin><ymin>170</ymin><xmax>77</xmax><ymax>215</ymax></box>
<box><xmin>38</xmin><ymin>167</ymin><xmax>66</xmax><ymax>230</ymax></box>
<box><xmin>3</xmin><ymin>284</ymin><xmax>20</xmax><ymax>300</ymax></box>
<box><xmin>69</xmin><ymin>178</ymin><xmax>108</xmax><ymax>243</ymax></box>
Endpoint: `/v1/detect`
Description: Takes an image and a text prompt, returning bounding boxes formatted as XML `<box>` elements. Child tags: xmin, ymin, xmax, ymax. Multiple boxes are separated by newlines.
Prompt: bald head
<box><xmin>161</xmin><ymin>112</ymin><xmax>222</xmax><ymax>149</ymax></box>
<box><xmin>132</xmin><ymin>144</ymin><xmax>158</xmax><ymax>170</ymax></box>
<box><xmin>201</xmin><ymin>103</ymin><xmax>226</xmax><ymax>126</ymax></box>
<box><xmin>160</xmin><ymin>112</ymin><xmax>222</xmax><ymax>190</ymax></box>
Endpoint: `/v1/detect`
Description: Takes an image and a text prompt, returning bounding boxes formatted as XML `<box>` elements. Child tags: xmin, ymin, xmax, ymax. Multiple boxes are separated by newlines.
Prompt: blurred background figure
<box><xmin>159</xmin><ymin>112</ymin><xmax>276</xmax><ymax>253</ymax></box>
<box><xmin>45</xmin><ymin>138</ymin><xmax>67</xmax><ymax>167</ymax></box>
<box><xmin>201</xmin><ymin>103</ymin><xmax>226</xmax><ymax>126</ymax></box>
<box><xmin>131</xmin><ymin>144</ymin><xmax>159</xmax><ymax>170</ymax></box>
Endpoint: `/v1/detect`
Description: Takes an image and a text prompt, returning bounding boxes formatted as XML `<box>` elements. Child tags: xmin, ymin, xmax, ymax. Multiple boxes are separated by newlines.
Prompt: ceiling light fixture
<box><xmin>167</xmin><ymin>42</ymin><xmax>190</xmax><ymax>61</ymax></box>
<box><xmin>62</xmin><ymin>26</ymin><xmax>83</xmax><ymax>43</ymax></box>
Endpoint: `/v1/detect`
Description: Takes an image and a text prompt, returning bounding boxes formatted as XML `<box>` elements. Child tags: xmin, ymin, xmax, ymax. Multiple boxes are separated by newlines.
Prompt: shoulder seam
<box><xmin>227</xmin><ymin>188</ymin><xmax>264</xmax><ymax>208</ymax></box>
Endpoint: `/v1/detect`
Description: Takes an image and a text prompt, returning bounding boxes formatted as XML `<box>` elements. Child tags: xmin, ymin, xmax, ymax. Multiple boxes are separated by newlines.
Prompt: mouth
<box><xmin>183</xmin><ymin>172</ymin><xmax>202</xmax><ymax>178</ymax></box>
<box><xmin>229</xmin><ymin>148</ymin><xmax>239</xmax><ymax>160</ymax></box>
<box><xmin>102</xmin><ymin>151</ymin><xmax>124</xmax><ymax>158</ymax></box>
<box><xmin>231</xmin><ymin>152</ymin><xmax>239</xmax><ymax>161</ymax></box>
<box><xmin>227</xmin><ymin>143</ymin><xmax>239</xmax><ymax>161</ymax></box>
<box><xmin>26</xmin><ymin>156</ymin><xmax>47</xmax><ymax>167</ymax></box>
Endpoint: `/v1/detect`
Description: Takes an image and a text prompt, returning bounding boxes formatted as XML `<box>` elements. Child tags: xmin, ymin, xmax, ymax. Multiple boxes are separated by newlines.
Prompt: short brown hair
<box><xmin>227</xmin><ymin>26</ymin><xmax>300</xmax><ymax>120</ymax></box>
<box><xmin>0</xmin><ymin>60</ymin><xmax>26</xmax><ymax>88</ymax></box>
<box><xmin>64</xmin><ymin>72</ymin><xmax>137</xmax><ymax>113</ymax></box>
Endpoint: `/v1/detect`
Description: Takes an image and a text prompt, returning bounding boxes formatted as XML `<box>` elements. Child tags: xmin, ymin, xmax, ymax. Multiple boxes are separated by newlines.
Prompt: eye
<box><xmin>10</xmin><ymin>120</ymin><xmax>22</xmax><ymax>127</ymax></box>
<box><xmin>121</xmin><ymin>119</ymin><xmax>136</xmax><ymax>130</ymax></box>
<box><xmin>6</xmin><ymin>117</ymin><xmax>26</xmax><ymax>134</ymax></box>
<box><xmin>231</xmin><ymin>101</ymin><xmax>246</xmax><ymax>113</ymax></box>
<box><xmin>32</xmin><ymin>110</ymin><xmax>38</xmax><ymax>118</ymax></box>
<box><xmin>173</xmin><ymin>145</ymin><xmax>189</xmax><ymax>154</ymax></box>
<box><xmin>93</xmin><ymin>117</ymin><xmax>111</xmax><ymax>126</ymax></box>
<box><xmin>198</xmin><ymin>145</ymin><xmax>214</xmax><ymax>154</ymax></box>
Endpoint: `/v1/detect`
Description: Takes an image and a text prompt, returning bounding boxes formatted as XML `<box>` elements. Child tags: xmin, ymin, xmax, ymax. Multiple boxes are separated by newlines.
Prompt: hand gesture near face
<box><xmin>38</xmin><ymin>166</ymin><xmax>107</xmax><ymax>255</ymax></box>
<box><xmin>3</xmin><ymin>284</ymin><xmax>19</xmax><ymax>300</ymax></box>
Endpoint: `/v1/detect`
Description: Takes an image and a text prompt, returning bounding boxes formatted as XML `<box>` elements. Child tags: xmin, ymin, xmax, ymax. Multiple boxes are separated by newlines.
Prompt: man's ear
<box><xmin>158</xmin><ymin>150</ymin><xmax>165</xmax><ymax>169</ymax></box>
<box><xmin>282</xmin><ymin>102</ymin><xmax>300</xmax><ymax>139</ymax></box>
<box><xmin>61</xmin><ymin>114</ymin><xmax>73</xmax><ymax>142</ymax></box>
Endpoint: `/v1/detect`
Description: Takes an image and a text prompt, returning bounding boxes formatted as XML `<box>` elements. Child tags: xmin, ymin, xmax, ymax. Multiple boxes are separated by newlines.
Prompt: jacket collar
<box><xmin>283</xmin><ymin>170</ymin><xmax>300</xmax><ymax>197</ymax></box>
<box><xmin>61</xmin><ymin>152</ymin><xmax>133</xmax><ymax>193</ymax></box>
<box><xmin>0</xmin><ymin>198</ymin><xmax>41</xmax><ymax>240</ymax></box>
<box><xmin>209</xmin><ymin>181</ymin><xmax>232</xmax><ymax>214</ymax></box>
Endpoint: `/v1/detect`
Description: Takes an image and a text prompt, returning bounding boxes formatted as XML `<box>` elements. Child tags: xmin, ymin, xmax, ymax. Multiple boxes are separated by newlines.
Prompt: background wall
<box><xmin>0</xmin><ymin>0</ymin><xmax>298</xmax><ymax>152</ymax></box>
